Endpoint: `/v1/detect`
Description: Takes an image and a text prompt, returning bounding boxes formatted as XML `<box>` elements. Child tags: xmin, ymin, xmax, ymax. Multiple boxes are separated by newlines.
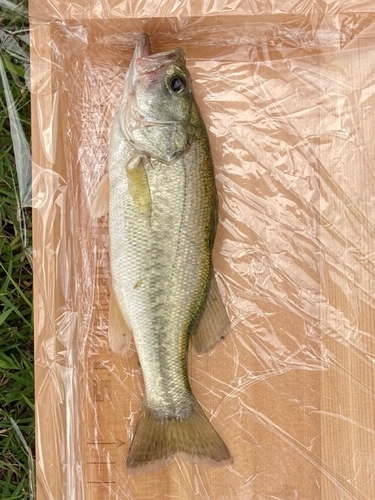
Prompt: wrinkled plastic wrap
<box><xmin>30</xmin><ymin>1</ymin><xmax>375</xmax><ymax>499</ymax></box>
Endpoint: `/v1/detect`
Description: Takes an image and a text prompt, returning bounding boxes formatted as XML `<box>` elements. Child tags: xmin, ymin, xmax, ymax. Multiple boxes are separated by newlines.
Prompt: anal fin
<box><xmin>108</xmin><ymin>291</ymin><xmax>132</xmax><ymax>354</ymax></box>
<box><xmin>192</xmin><ymin>274</ymin><xmax>230</xmax><ymax>355</ymax></box>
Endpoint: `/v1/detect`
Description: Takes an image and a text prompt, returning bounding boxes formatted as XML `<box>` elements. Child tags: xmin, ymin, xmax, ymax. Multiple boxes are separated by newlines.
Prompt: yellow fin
<box><xmin>126</xmin><ymin>156</ymin><xmax>151</xmax><ymax>217</ymax></box>
<box><xmin>108</xmin><ymin>291</ymin><xmax>132</xmax><ymax>354</ymax></box>
<box><xmin>126</xmin><ymin>397</ymin><xmax>231</xmax><ymax>474</ymax></box>
<box><xmin>91</xmin><ymin>173</ymin><xmax>109</xmax><ymax>219</ymax></box>
<box><xmin>192</xmin><ymin>274</ymin><xmax>231</xmax><ymax>354</ymax></box>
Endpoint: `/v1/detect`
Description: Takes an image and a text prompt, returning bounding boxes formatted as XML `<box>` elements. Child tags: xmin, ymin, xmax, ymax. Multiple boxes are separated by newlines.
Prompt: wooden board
<box><xmin>31</xmin><ymin>4</ymin><xmax>375</xmax><ymax>499</ymax></box>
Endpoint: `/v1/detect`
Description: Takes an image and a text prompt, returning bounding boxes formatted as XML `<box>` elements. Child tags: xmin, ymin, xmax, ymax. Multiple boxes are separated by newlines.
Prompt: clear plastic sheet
<box><xmin>29</xmin><ymin>1</ymin><xmax>375</xmax><ymax>499</ymax></box>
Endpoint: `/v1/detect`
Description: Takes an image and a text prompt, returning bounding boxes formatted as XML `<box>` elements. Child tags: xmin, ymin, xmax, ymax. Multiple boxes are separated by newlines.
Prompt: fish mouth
<box><xmin>133</xmin><ymin>34</ymin><xmax>185</xmax><ymax>74</ymax></box>
<box><xmin>125</xmin><ymin>34</ymin><xmax>151</xmax><ymax>92</ymax></box>
<box><xmin>134</xmin><ymin>34</ymin><xmax>151</xmax><ymax>59</ymax></box>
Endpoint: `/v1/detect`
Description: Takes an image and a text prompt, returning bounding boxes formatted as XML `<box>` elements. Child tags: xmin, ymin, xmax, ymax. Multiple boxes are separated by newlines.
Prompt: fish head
<box><xmin>120</xmin><ymin>35</ymin><xmax>196</xmax><ymax>163</ymax></box>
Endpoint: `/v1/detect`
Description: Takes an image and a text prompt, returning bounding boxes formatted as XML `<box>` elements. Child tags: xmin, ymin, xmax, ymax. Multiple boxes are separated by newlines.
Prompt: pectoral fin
<box><xmin>108</xmin><ymin>291</ymin><xmax>132</xmax><ymax>354</ymax></box>
<box><xmin>126</xmin><ymin>156</ymin><xmax>152</xmax><ymax>217</ymax></box>
<box><xmin>191</xmin><ymin>275</ymin><xmax>230</xmax><ymax>355</ymax></box>
<box><xmin>91</xmin><ymin>173</ymin><xmax>109</xmax><ymax>219</ymax></box>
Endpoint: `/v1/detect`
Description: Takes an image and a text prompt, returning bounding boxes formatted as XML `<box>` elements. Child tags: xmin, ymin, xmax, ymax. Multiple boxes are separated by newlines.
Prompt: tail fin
<box><xmin>126</xmin><ymin>398</ymin><xmax>232</xmax><ymax>474</ymax></box>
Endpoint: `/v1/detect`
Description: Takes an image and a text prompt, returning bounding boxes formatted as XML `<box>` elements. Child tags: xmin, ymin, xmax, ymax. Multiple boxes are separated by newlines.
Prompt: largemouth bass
<box><xmin>92</xmin><ymin>34</ymin><xmax>232</xmax><ymax>473</ymax></box>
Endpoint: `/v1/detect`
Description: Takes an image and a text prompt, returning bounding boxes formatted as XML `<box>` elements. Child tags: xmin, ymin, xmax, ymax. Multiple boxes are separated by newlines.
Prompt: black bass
<box><xmin>92</xmin><ymin>34</ymin><xmax>231</xmax><ymax>473</ymax></box>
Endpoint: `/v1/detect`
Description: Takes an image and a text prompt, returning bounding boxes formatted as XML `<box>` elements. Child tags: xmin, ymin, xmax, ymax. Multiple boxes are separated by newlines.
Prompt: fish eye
<box><xmin>169</xmin><ymin>75</ymin><xmax>186</xmax><ymax>94</ymax></box>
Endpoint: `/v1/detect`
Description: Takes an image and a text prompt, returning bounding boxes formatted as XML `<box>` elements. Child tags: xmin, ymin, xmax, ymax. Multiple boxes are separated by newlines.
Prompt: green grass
<box><xmin>0</xmin><ymin>1</ymin><xmax>35</xmax><ymax>499</ymax></box>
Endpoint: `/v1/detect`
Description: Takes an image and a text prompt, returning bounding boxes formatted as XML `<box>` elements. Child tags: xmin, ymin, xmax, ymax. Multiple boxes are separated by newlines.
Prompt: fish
<box><xmin>92</xmin><ymin>34</ymin><xmax>232</xmax><ymax>474</ymax></box>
